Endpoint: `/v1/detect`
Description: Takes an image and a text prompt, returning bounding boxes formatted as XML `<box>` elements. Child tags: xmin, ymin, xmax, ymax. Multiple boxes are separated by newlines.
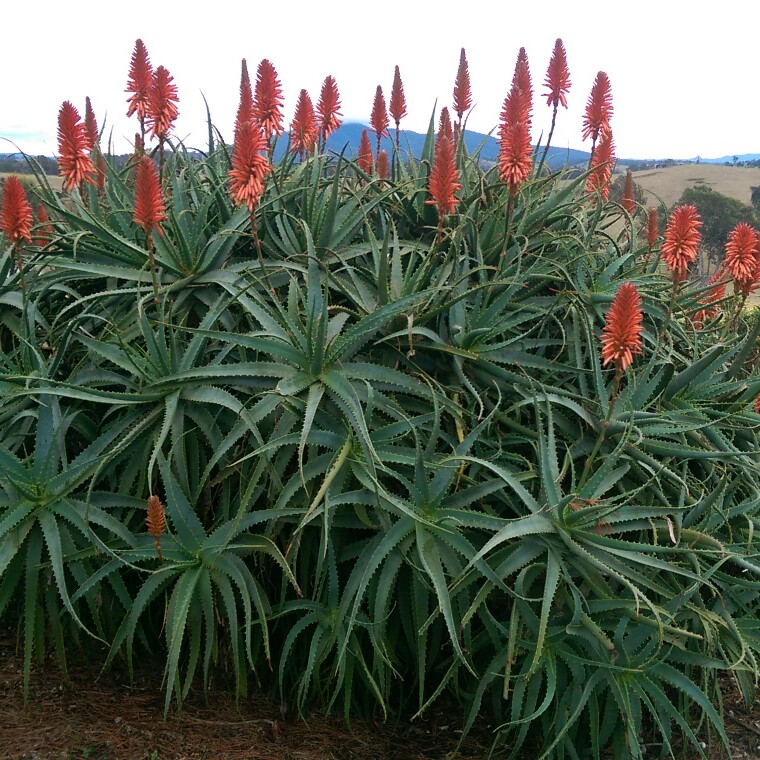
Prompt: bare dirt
<box><xmin>0</xmin><ymin>632</ymin><xmax>499</xmax><ymax>760</ymax></box>
<box><xmin>3</xmin><ymin>631</ymin><xmax>760</xmax><ymax>760</ymax></box>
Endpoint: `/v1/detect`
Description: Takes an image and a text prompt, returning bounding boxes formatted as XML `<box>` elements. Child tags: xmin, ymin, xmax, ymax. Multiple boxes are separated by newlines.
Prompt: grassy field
<box><xmin>0</xmin><ymin>171</ymin><xmax>63</xmax><ymax>193</ymax></box>
<box><xmin>628</xmin><ymin>163</ymin><xmax>760</xmax><ymax>208</ymax></box>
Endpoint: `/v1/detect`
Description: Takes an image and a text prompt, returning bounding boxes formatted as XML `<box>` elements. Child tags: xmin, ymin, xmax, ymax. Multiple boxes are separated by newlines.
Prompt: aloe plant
<box><xmin>1</xmin><ymin>42</ymin><xmax>760</xmax><ymax>760</ymax></box>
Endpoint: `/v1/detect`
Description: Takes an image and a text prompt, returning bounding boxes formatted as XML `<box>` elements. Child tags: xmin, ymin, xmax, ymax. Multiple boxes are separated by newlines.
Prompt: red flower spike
<box><xmin>357</xmin><ymin>129</ymin><xmax>374</xmax><ymax>174</ymax></box>
<box><xmin>389</xmin><ymin>66</ymin><xmax>407</xmax><ymax>132</ymax></box>
<box><xmin>438</xmin><ymin>107</ymin><xmax>453</xmax><ymax>143</ymax></box>
<box><xmin>754</xmin><ymin>395</ymin><xmax>760</xmax><ymax>415</ymax></box>
<box><xmin>453</xmin><ymin>48</ymin><xmax>472</xmax><ymax>123</ymax></box>
<box><xmin>126</xmin><ymin>39</ymin><xmax>153</xmax><ymax>120</ymax></box>
<box><xmin>254</xmin><ymin>59</ymin><xmax>285</xmax><ymax>140</ymax></box>
<box><xmin>1</xmin><ymin>176</ymin><xmax>33</xmax><ymax>244</ymax></box>
<box><xmin>377</xmin><ymin>150</ymin><xmax>389</xmax><ymax>181</ymax></box>
<box><xmin>133</xmin><ymin>156</ymin><xmax>167</xmax><ymax>237</ymax></box>
<box><xmin>582</xmin><ymin>71</ymin><xmax>613</xmax><ymax>144</ymax></box>
<box><xmin>317</xmin><ymin>75</ymin><xmax>342</xmax><ymax>142</ymax></box>
<box><xmin>94</xmin><ymin>151</ymin><xmax>108</xmax><ymax>194</ymax></box>
<box><xmin>586</xmin><ymin>128</ymin><xmax>616</xmax><ymax>201</ymax></box>
<box><xmin>543</xmin><ymin>38</ymin><xmax>571</xmax><ymax>109</ymax></box>
<box><xmin>35</xmin><ymin>203</ymin><xmax>54</xmax><ymax>245</ymax></box>
<box><xmin>146</xmin><ymin>495</ymin><xmax>166</xmax><ymax>559</ymax></box>
<box><xmin>57</xmin><ymin>101</ymin><xmax>95</xmax><ymax>191</ymax></box>
<box><xmin>371</xmin><ymin>85</ymin><xmax>389</xmax><ymax>151</ymax></box>
<box><xmin>693</xmin><ymin>268</ymin><xmax>726</xmax><ymax>328</ymax></box>
<box><xmin>621</xmin><ymin>170</ymin><xmax>635</xmax><ymax>214</ymax></box>
<box><xmin>426</xmin><ymin>131</ymin><xmax>461</xmax><ymax>221</ymax></box>
<box><xmin>500</xmin><ymin>73</ymin><xmax>531</xmax><ymax>131</ymax></box>
<box><xmin>646</xmin><ymin>207</ymin><xmax>659</xmax><ymax>248</ymax></box>
<box><xmin>512</xmin><ymin>48</ymin><xmax>532</xmax><ymax>99</ymax></box>
<box><xmin>289</xmin><ymin>89</ymin><xmax>318</xmax><ymax>156</ymax></box>
<box><xmin>661</xmin><ymin>205</ymin><xmax>702</xmax><ymax>279</ymax></box>
<box><xmin>724</xmin><ymin>222</ymin><xmax>760</xmax><ymax>285</ymax></box>
<box><xmin>235</xmin><ymin>59</ymin><xmax>255</xmax><ymax>137</ymax></box>
<box><xmin>84</xmin><ymin>97</ymin><xmax>99</xmax><ymax>148</ymax></box>
<box><xmin>146</xmin><ymin>495</ymin><xmax>166</xmax><ymax>538</ymax></box>
<box><xmin>146</xmin><ymin>65</ymin><xmax>179</xmax><ymax>142</ymax></box>
<box><xmin>600</xmin><ymin>282</ymin><xmax>644</xmax><ymax>374</ymax></box>
<box><xmin>498</xmin><ymin>84</ymin><xmax>533</xmax><ymax>197</ymax></box>
<box><xmin>229</xmin><ymin>119</ymin><xmax>271</xmax><ymax>212</ymax></box>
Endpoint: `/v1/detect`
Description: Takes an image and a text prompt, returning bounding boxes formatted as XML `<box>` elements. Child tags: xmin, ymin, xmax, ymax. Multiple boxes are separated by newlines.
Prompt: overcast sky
<box><xmin>1</xmin><ymin>1</ymin><xmax>756</xmax><ymax>161</ymax></box>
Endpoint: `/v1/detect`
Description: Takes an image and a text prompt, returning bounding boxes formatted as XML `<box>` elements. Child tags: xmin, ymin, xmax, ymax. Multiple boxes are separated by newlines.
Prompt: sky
<box><xmin>1</xmin><ymin>1</ymin><xmax>757</xmax><ymax>161</ymax></box>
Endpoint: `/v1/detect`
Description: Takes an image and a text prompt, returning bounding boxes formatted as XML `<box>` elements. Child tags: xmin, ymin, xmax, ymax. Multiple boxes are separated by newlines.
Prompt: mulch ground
<box><xmin>3</xmin><ymin>630</ymin><xmax>760</xmax><ymax>760</ymax></box>
<box><xmin>0</xmin><ymin>632</ymin><xmax>499</xmax><ymax>760</ymax></box>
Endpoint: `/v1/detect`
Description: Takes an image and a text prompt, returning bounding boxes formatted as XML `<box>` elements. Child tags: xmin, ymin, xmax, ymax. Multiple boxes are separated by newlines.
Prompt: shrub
<box><xmin>1</xmin><ymin>38</ymin><xmax>760</xmax><ymax>760</ymax></box>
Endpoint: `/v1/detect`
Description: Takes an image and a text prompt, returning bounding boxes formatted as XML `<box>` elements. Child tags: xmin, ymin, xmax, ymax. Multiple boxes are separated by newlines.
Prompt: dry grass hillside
<box><xmin>628</xmin><ymin>163</ymin><xmax>760</xmax><ymax>208</ymax></box>
<box><xmin>0</xmin><ymin>171</ymin><xmax>63</xmax><ymax>192</ymax></box>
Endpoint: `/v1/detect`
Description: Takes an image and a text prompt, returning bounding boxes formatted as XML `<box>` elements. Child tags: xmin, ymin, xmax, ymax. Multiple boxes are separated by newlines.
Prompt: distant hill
<box><xmin>274</xmin><ymin>123</ymin><xmax>592</xmax><ymax>171</ymax></box>
<box><xmin>691</xmin><ymin>154</ymin><xmax>760</xmax><ymax>165</ymax></box>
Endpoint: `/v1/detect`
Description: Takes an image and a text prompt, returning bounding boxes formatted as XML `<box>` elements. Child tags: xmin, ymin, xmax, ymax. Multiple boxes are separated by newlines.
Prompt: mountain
<box><xmin>273</xmin><ymin>123</ymin><xmax>592</xmax><ymax>171</ymax></box>
<box><xmin>690</xmin><ymin>153</ymin><xmax>760</xmax><ymax>165</ymax></box>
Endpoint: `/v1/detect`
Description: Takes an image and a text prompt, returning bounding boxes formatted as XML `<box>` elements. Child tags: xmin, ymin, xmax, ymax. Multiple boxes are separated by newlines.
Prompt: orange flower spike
<box><xmin>389</xmin><ymin>65</ymin><xmax>407</xmax><ymax>133</ymax></box>
<box><xmin>229</xmin><ymin>119</ymin><xmax>271</xmax><ymax>212</ymax></box>
<box><xmin>646</xmin><ymin>207</ymin><xmax>659</xmax><ymax>248</ymax></box>
<box><xmin>85</xmin><ymin>98</ymin><xmax>106</xmax><ymax>192</ymax></box>
<box><xmin>426</xmin><ymin>131</ymin><xmax>461</xmax><ymax>221</ymax></box>
<box><xmin>84</xmin><ymin>97</ymin><xmax>99</xmax><ymax>148</ymax></box>
<box><xmin>586</xmin><ymin>128</ymin><xmax>616</xmax><ymax>201</ymax></box>
<box><xmin>317</xmin><ymin>75</ymin><xmax>342</xmax><ymax>142</ymax></box>
<box><xmin>511</xmin><ymin>48</ymin><xmax>533</xmax><ymax>127</ymax></box>
<box><xmin>57</xmin><ymin>101</ymin><xmax>95</xmax><ymax>191</ymax></box>
<box><xmin>376</xmin><ymin>150</ymin><xmax>389</xmax><ymax>181</ymax></box>
<box><xmin>146</xmin><ymin>495</ymin><xmax>166</xmax><ymax>559</ymax></box>
<box><xmin>497</xmin><ymin>83</ymin><xmax>533</xmax><ymax>197</ymax></box>
<box><xmin>290</xmin><ymin>89</ymin><xmax>318</xmax><ymax>156</ymax></box>
<box><xmin>126</xmin><ymin>39</ymin><xmax>153</xmax><ymax>120</ymax></box>
<box><xmin>254</xmin><ymin>59</ymin><xmax>285</xmax><ymax>141</ymax></box>
<box><xmin>621</xmin><ymin>170</ymin><xmax>635</xmax><ymax>214</ymax></box>
<box><xmin>724</xmin><ymin>222</ymin><xmax>760</xmax><ymax>284</ymax></box>
<box><xmin>371</xmin><ymin>85</ymin><xmax>389</xmax><ymax>152</ymax></box>
<box><xmin>582</xmin><ymin>71</ymin><xmax>613</xmax><ymax>143</ymax></box>
<box><xmin>147</xmin><ymin>65</ymin><xmax>179</xmax><ymax>142</ymax></box>
<box><xmin>357</xmin><ymin>129</ymin><xmax>374</xmax><ymax>174</ymax></box>
<box><xmin>133</xmin><ymin>156</ymin><xmax>167</xmax><ymax>237</ymax></box>
<box><xmin>661</xmin><ymin>205</ymin><xmax>702</xmax><ymax>280</ymax></box>
<box><xmin>543</xmin><ymin>38</ymin><xmax>571</xmax><ymax>109</ymax></box>
<box><xmin>35</xmin><ymin>203</ymin><xmax>54</xmax><ymax>245</ymax></box>
<box><xmin>693</xmin><ymin>268</ymin><xmax>726</xmax><ymax>328</ymax></box>
<box><xmin>235</xmin><ymin>59</ymin><xmax>255</xmax><ymax>136</ymax></box>
<box><xmin>146</xmin><ymin>495</ymin><xmax>166</xmax><ymax>538</ymax></box>
<box><xmin>438</xmin><ymin>106</ymin><xmax>453</xmax><ymax>143</ymax></box>
<box><xmin>499</xmin><ymin>122</ymin><xmax>533</xmax><ymax>197</ymax></box>
<box><xmin>453</xmin><ymin>48</ymin><xmax>472</xmax><ymax>123</ymax></box>
<box><xmin>1</xmin><ymin>176</ymin><xmax>33</xmax><ymax>244</ymax></box>
<box><xmin>600</xmin><ymin>282</ymin><xmax>644</xmax><ymax>374</ymax></box>
<box><xmin>512</xmin><ymin>48</ymin><xmax>532</xmax><ymax>101</ymax></box>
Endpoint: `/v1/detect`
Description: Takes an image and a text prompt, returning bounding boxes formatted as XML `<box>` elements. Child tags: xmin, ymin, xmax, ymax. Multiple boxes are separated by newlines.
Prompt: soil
<box><xmin>0</xmin><ymin>632</ymin><xmax>498</xmax><ymax>760</ymax></box>
<box><xmin>2</xmin><ymin>630</ymin><xmax>760</xmax><ymax>760</ymax></box>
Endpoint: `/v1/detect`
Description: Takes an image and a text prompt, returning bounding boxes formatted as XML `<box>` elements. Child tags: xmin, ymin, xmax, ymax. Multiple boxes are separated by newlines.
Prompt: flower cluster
<box><xmin>498</xmin><ymin>50</ymin><xmax>534</xmax><ymax>197</ymax></box>
<box><xmin>661</xmin><ymin>205</ymin><xmax>702</xmax><ymax>280</ymax></box>
<box><xmin>426</xmin><ymin>108</ymin><xmax>461</xmax><ymax>223</ymax></box>
<box><xmin>600</xmin><ymin>282</ymin><xmax>644</xmax><ymax>374</ymax></box>
<box><xmin>1</xmin><ymin>176</ymin><xmax>33</xmax><ymax>244</ymax></box>
<box><xmin>57</xmin><ymin>101</ymin><xmax>95</xmax><ymax>191</ymax></box>
<box><xmin>724</xmin><ymin>222</ymin><xmax>760</xmax><ymax>298</ymax></box>
<box><xmin>543</xmin><ymin>38</ymin><xmax>571</xmax><ymax>109</ymax></box>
